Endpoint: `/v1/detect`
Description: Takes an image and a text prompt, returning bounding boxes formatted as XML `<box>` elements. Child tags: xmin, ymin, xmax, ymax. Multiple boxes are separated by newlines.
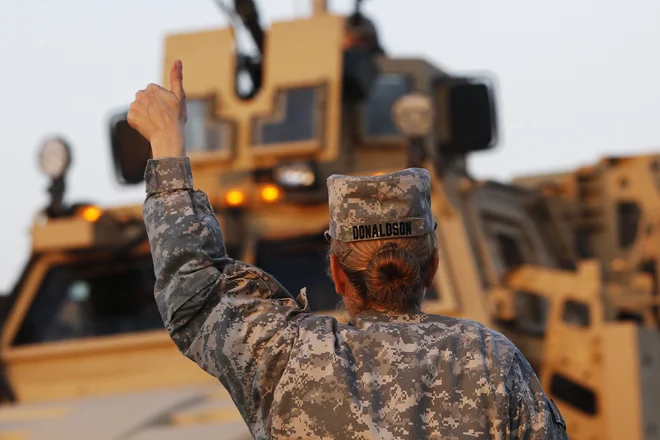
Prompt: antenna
<box><xmin>355</xmin><ymin>0</ymin><xmax>364</xmax><ymax>15</ymax></box>
<box><xmin>234</xmin><ymin>0</ymin><xmax>265</xmax><ymax>54</ymax></box>
<box><xmin>211</xmin><ymin>0</ymin><xmax>264</xmax><ymax>99</ymax></box>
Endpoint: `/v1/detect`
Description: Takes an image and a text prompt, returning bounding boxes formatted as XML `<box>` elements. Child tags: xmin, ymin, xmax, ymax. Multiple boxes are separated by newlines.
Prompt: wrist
<box><xmin>151</xmin><ymin>128</ymin><xmax>185</xmax><ymax>158</ymax></box>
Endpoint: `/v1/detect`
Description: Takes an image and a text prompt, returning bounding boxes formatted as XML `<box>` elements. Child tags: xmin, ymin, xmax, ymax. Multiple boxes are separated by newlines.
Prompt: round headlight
<box><xmin>38</xmin><ymin>138</ymin><xmax>72</xmax><ymax>179</ymax></box>
<box><xmin>392</xmin><ymin>93</ymin><xmax>434</xmax><ymax>138</ymax></box>
<box><xmin>274</xmin><ymin>162</ymin><xmax>316</xmax><ymax>188</ymax></box>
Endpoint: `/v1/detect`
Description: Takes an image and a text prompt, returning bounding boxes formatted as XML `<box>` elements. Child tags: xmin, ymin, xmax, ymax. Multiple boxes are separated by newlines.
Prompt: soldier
<box><xmin>128</xmin><ymin>60</ymin><xmax>569</xmax><ymax>439</ymax></box>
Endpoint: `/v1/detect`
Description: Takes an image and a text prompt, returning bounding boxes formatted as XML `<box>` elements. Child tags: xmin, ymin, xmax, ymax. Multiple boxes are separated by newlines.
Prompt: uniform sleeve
<box><xmin>142</xmin><ymin>157</ymin><xmax>309</xmax><ymax>431</ymax></box>
<box><xmin>506</xmin><ymin>351</ymin><xmax>569</xmax><ymax>439</ymax></box>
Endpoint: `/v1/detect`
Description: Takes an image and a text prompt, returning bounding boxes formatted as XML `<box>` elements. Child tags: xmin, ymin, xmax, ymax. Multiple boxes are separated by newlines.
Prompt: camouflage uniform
<box><xmin>142</xmin><ymin>157</ymin><xmax>569</xmax><ymax>439</ymax></box>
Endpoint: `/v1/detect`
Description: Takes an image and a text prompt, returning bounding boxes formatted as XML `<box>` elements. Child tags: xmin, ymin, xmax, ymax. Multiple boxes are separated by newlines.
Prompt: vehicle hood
<box><xmin>0</xmin><ymin>384</ymin><xmax>252</xmax><ymax>440</ymax></box>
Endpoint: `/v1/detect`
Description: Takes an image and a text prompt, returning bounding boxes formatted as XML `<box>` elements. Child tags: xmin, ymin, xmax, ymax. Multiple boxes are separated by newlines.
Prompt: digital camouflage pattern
<box><xmin>143</xmin><ymin>157</ymin><xmax>569</xmax><ymax>439</ymax></box>
<box><xmin>326</xmin><ymin>168</ymin><xmax>435</xmax><ymax>242</ymax></box>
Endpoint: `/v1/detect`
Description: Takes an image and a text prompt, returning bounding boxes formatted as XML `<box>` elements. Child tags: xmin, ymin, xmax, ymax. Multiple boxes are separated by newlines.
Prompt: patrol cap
<box><xmin>326</xmin><ymin>168</ymin><xmax>435</xmax><ymax>243</ymax></box>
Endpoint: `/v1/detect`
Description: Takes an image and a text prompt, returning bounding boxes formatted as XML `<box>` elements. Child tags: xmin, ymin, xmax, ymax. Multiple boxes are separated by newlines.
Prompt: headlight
<box><xmin>392</xmin><ymin>93</ymin><xmax>434</xmax><ymax>138</ymax></box>
<box><xmin>274</xmin><ymin>162</ymin><xmax>316</xmax><ymax>188</ymax></box>
<box><xmin>38</xmin><ymin>138</ymin><xmax>71</xmax><ymax>179</ymax></box>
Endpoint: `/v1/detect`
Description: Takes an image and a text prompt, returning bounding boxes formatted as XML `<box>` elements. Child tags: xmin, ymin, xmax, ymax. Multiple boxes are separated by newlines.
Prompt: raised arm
<box><xmin>506</xmin><ymin>351</ymin><xmax>569</xmax><ymax>439</ymax></box>
<box><xmin>129</xmin><ymin>61</ymin><xmax>309</xmax><ymax>432</ymax></box>
<box><xmin>142</xmin><ymin>158</ymin><xmax>308</xmax><ymax>420</ymax></box>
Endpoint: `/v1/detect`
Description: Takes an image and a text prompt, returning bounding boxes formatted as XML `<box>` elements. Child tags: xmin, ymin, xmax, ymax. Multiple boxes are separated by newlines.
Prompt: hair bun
<box><xmin>364</xmin><ymin>246</ymin><xmax>421</xmax><ymax>310</ymax></box>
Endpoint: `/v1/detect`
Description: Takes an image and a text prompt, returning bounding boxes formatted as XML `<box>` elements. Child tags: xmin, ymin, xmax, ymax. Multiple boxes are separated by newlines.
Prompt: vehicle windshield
<box><xmin>256</xmin><ymin>233</ymin><xmax>339</xmax><ymax>312</ymax></box>
<box><xmin>363</xmin><ymin>73</ymin><xmax>412</xmax><ymax>138</ymax></box>
<box><xmin>253</xmin><ymin>86</ymin><xmax>324</xmax><ymax>145</ymax></box>
<box><xmin>257</xmin><ymin>233</ymin><xmax>440</xmax><ymax>308</ymax></box>
<box><xmin>14</xmin><ymin>255</ymin><xmax>161</xmax><ymax>346</ymax></box>
<box><xmin>14</xmin><ymin>233</ymin><xmax>436</xmax><ymax>346</ymax></box>
<box><xmin>14</xmin><ymin>238</ymin><xmax>339</xmax><ymax>347</ymax></box>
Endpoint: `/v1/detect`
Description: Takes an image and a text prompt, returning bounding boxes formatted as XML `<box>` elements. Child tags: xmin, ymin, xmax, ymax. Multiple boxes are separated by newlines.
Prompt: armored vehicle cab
<box><xmin>1</xmin><ymin>1</ymin><xmax>659</xmax><ymax>439</ymax></box>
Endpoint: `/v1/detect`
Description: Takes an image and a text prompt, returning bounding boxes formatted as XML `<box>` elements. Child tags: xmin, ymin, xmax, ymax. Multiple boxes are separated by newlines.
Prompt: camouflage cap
<box><xmin>326</xmin><ymin>168</ymin><xmax>435</xmax><ymax>243</ymax></box>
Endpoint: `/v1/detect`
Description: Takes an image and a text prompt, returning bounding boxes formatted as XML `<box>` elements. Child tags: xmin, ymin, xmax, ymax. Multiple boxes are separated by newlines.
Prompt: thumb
<box><xmin>169</xmin><ymin>59</ymin><xmax>185</xmax><ymax>101</ymax></box>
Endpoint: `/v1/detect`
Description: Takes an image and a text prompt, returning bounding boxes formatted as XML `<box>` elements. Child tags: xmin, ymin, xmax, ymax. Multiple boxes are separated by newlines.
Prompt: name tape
<box><xmin>352</xmin><ymin>221</ymin><xmax>414</xmax><ymax>240</ymax></box>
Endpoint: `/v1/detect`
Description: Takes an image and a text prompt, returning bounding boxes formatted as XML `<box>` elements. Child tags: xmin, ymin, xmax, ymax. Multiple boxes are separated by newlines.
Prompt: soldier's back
<box><xmin>267</xmin><ymin>310</ymin><xmax>535</xmax><ymax>439</ymax></box>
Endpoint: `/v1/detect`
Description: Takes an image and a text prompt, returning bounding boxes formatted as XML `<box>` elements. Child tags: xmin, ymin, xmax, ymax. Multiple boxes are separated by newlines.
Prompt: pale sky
<box><xmin>1</xmin><ymin>0</ymin><xmax>659</xmax><ymax>291</ymax></box>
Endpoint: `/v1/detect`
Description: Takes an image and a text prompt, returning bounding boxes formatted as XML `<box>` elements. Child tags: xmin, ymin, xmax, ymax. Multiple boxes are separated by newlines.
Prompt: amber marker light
<box><xmin>260</xmin><ymin>184</ymin><xmax>281</xmax><ymax>203</ymax></box>
<box><xmin>225</xmin><ymin>190</ymin><xmax>246</xmax><ymax>207</ymax></box>
<box><xmin>79</xmin><ymin>206</ymin><xmax>102</xmax><ymax>222</ymax></box>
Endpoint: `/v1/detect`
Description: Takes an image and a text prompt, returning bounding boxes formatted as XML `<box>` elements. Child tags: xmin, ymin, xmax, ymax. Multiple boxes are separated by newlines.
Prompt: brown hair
<box><xmin>329</xmin><ymin>233</ymin><xmax>437</xmax><ymax>313</ymax></box>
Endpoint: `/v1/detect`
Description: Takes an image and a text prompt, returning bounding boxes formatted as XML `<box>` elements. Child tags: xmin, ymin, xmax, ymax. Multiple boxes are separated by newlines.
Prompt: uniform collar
<box><xmin>349</xmin><ymin>309</ymin><xmax>427</xmax><ymax>327</ymax></box>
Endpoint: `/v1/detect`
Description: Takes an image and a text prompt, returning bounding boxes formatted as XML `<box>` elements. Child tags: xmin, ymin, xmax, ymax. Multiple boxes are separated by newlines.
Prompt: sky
<box><xmin>1</xmin><ymin>0</ymin><xmax>660</xmax><ymax>291</ymax></box>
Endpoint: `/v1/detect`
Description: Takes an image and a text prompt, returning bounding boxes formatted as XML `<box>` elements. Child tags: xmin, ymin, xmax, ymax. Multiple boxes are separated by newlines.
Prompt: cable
<box><xmin>211</xmin><ymin>0</ymin><xmax>247</xmax><ymax>56</ymax></box>
<box><xmin>212</xmin><ymin>0</ymin><xmax>241</xmax><ymax>29</ymax></box>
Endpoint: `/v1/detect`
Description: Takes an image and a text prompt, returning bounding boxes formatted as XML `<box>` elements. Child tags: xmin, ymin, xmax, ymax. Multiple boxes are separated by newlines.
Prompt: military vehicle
<box><xmin>1</xmin><ymin>0</ymin><xmax>658</xmax><ymax>438</ymax></box>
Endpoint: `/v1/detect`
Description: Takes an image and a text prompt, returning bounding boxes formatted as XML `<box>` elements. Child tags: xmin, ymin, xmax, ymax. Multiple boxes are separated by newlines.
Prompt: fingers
<box><xmin>169</xmin><ymin>60</ymin><xmax>185</xmax><ymax>102</ymax></box>
<box><xmin>134</xmin><ymin>89</ymin><xmax>146</xmax><ymax>102</ymax></box>
<box><xmin>126</xmin><ymin>109</ymin><xmax>138</xmax><ymax>129</ymax></box>
<box><xmin>145</xmin><ymin>83</ymin><xmax>166</xmax><ymax>95</ymax></box>
<box><xmin>128</xmin><ymin>63</ymin><xmax>185</xmax><ymax>139</ymax></box>
<box><xmin>127</xmin><ymin>101</ymin><xmax>146</xmax><ymax>130</ymax></box>
<box><xmin>128</xmin><ymin>89</ymin><xmax>150</xmax><ymax>133</ymax></box>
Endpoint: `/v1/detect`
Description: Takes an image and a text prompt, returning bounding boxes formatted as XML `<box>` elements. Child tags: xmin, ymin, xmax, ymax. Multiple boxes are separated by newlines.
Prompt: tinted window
<box><xmin>617</xmin><ymin>201</ymin><xmax>641</xmax><ymax>249</ymax></box>
<box><xmin>14</xmin><ymin>256</ymin><xmax>161</xmax><ymax>346</ymax></box>
<box><xmin>254</xmin><ymin>87</ymin><xmax>324</xmax><ymax>145</ymax></box>
<box><xmin>363</xmin><ymin>74</ymin><xmax>412</xmax><ymax>138</ymax></box>
<box><xmin>481</xmin><ymin>213</ymin><xmax>536</xmax><ymax>272</ymax></box>
<box><xmin>550</xmin><ymin>373</ymin><xmax>598</xmax><ymax>415</ymax></box>
<box><xmin>514</xmin><ymin>291</ymin><xmax>549</xmax><ymax>335</ymax></box>
<box><xmin>562</xmin><ymin>299</ymin><xmax>590</xmax><ymax>328</ymax></box>
<box><xmin>255</xmin><ymin>233</ymin><xmax>339</xmax><ymax>312</ymax></box>
<box><xmin>497</xmin><ymin>233</ymin><xmax>525</xmax><ymax>270</ymax></box>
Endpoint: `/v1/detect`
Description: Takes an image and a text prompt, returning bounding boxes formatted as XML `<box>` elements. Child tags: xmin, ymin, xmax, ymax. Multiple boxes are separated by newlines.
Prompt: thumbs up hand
<box><xmin>128</xmin><ymin>60</ymin><xmax>188</xmax><ymax>158</ymax></box>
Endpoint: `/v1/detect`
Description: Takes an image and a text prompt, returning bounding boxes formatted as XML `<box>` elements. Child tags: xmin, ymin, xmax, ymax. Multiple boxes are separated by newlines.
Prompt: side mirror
<box><xmin>109</xmin><ymin>111</ymin><xmax>152</xmax><ymax>185</ymax></box>
<box><xmin>435</xmin><ymin>77</ymin><xmax>498</xmax><ymax>154</ymax></box>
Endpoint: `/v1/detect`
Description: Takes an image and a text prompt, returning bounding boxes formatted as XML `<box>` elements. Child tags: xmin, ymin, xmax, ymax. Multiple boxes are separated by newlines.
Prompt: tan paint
<box><xmin>171</xmin><ymin>406</ymin><xmax>243</xmax><ymax>426</ymax></box>
<box><xmin>31</xmin><ymin>218</ymin><xmax>94</xmax><ymax>252</ymax></box>
<box><xmin>162</xmin><ymin>15</ymin><xmax>344</xmax><ymax>172</ymax></box>
<box><xmin>0</xmin><ymin>432</ymin><xmax>27</xmax><ymax>440</ymax></box>
<box><xmin>601</xmin><ymin>324</ymin><xmax>643</xmax><ymax>440</ymax></box>
<box><xmin>4</xmin><ymin>5</ymin><xmax>660</xmax><ymax>439</ymax></box>
<box><xmin>0</xmin><ymin>406</ymin><xmax>69</xmax><ymax>422</ymax></box>
<box><xmin>5</xmin><ymin>331</ymin><xmax>214</xmax><ymax>403</ymax></box>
